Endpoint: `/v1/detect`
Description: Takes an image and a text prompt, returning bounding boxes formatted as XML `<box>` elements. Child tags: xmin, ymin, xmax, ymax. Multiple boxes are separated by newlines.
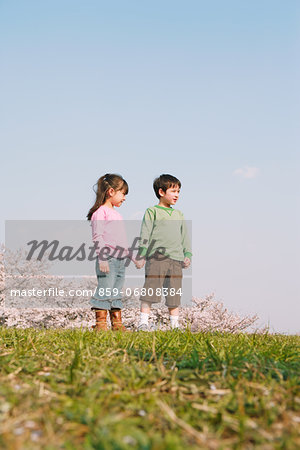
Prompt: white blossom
<box><xmin>0</xmin><ymin>245</ymin><xmax>259</xmax><ymax>332</ymax></box>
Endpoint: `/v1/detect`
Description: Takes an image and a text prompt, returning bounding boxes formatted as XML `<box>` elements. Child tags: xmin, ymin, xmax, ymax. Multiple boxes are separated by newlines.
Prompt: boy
<box><xmin>136</xmin><ymin>174</ymin><xmax>192</xmax><ymax>331</ymax></box>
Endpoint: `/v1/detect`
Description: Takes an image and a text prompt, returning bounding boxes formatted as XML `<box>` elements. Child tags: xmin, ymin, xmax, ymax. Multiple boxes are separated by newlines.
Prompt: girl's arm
<box><xmin>91</xmin><ymin>208</ymin><xmax>107</xmax><ymax>261</ymax></box>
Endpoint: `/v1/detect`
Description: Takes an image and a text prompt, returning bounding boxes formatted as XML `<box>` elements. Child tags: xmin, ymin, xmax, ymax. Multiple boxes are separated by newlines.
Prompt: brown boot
<box><xmin>109</xmin><ymin>309</ymin><xmax>131</xmax><ymax>332</ymax></box>
<box><xmin>92</xmin><ymin>309</ymin><xmax>108</xmax><ymax>331</ymax></box>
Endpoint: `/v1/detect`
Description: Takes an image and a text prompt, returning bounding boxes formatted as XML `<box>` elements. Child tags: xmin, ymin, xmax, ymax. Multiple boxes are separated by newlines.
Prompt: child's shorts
<box><xmin>90</xmin><ymin>257</ymin><xmax>126</xmax><ymax>310</ymax></box>
<box><xmin>140</xmin><ymin>254</ymin><xmax>183</xmax><ymax>308</ymax></box>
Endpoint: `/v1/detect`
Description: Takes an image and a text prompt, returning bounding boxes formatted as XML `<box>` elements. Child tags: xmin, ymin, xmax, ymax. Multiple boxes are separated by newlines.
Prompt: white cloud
<box><xmin>233</xmin><ymin>166</ymin><xmax>259</xmax><ymax>179</ymax></box>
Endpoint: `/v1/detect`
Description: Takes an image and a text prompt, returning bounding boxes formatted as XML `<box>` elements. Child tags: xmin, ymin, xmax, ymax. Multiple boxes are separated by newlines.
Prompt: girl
<box><xmin>87</xmin><ymin>173</ymin><xmax>134</xmax><ymax>332</ymax></box>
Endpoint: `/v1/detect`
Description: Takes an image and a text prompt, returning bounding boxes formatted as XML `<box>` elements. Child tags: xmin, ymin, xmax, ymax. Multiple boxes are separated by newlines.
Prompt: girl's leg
<box><xmin>110</xmin><ymin>258</ymin><xmax>125</xmax><ymax>311</ymax></box>
<box><xmin>92</xmin><ymin>308</ymin><xmax>109</xmax><ymax>331</ymax></box>
<box><xmin>90</xmin><ymin>259</ymin><xmax>116</xmax><ymax>309</ymax></box>
<box><xmin>90</xmin><ymin>259</ymin><xmax>116</xmax><ymax>330</ymax></box>
<box><xmin>109</xmin><ymin>309</ymin><xmax>131</xmax><ymax>332</ymax></box>
<box><xmin>109</xmin><ymin>259</ymin><xmax>131</xmax><ymax>332</ymax></box>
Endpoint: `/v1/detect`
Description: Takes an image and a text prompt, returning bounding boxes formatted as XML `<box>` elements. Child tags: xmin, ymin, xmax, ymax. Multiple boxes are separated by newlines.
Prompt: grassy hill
<box><xmin>0</xmin><ymin>328</ymin><xmax>299</xmax><ymax>449</ymax></box>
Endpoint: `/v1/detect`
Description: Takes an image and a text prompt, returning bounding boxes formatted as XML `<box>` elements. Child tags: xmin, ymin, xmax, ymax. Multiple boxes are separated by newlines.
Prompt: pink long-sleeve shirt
<box><xmin>91</xmin><ymin>205</ymin><xmax>129</xmax><ymax>260</ymax></box>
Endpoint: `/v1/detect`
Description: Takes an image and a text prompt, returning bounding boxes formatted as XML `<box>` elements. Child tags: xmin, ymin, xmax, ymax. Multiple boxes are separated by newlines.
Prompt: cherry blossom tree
<box><xmin>0</xmin><ymin>245</ymin><xmax>259</xmax><ymax>332</ymax></box>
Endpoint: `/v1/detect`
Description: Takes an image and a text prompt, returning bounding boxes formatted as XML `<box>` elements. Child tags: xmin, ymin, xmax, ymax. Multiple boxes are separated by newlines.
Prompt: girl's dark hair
<box><xmin>87</xmin><ymin>173</ymin><xmax>128</xmax><ymax>220</ymax></box>
<box><xmin>153</xmin><ymin>174</ymin><xmax>181</xmax><ymax>199</ymax></box>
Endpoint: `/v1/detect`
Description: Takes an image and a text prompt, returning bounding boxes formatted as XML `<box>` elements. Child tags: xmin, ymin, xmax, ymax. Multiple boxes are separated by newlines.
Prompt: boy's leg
<box><xmin>168</xmin><ymin>306</ymin><xmax>180</xmax><ymax>329</ymax></box>
<box><xmin>141</xmin><ymin>301</ymin><xmax>151</xmax><ymax>313</ymax></box>
<box><xmin>164</xmin><ymin>259</ymin><xmax>183</xmax><ymax>329</ymax></box>
<box><xmin>138</xmin><ymin>301</ymin><xmax>151</xmax><ymax>328</ymax></box>
<box><xmin>138</xmin><ymin>255</ymin><xmax>168</xmax><ymax>329</ymax></box>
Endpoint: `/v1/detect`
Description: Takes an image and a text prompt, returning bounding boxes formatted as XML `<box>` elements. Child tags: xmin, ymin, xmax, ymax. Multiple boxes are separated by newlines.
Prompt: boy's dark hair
<box><xmin>153</xmin><ymin>174</ymin><xmax>181</xmax><ymax>199</ymax></box>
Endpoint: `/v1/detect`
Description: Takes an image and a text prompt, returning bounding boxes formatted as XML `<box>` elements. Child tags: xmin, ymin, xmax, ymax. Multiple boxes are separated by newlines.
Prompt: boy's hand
<box><xmin>99</xmin><ymin>261</ymin><xmax>110</xmax><ymax>273</ymax></box>
<box><xmin>130</xmin><ymin>257</ymin><xmax>140</xmax><ymax>268</ymax></box>
<box><xmin>135</xmin><ymin>258</ymin><xmax>146</xmax><ymax>269</ymax></box>
<box><xmin>183</xmin><ymin>257</ymin><xmax>191</xmax><ymax>269</ymax></box>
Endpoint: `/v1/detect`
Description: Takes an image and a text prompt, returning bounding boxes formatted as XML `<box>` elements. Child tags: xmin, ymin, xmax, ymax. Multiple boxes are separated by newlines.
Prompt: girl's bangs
<box><xmin>120</xmin><ymin>180</ymin><xmax>129</xmax><ymax>194</ymax></box>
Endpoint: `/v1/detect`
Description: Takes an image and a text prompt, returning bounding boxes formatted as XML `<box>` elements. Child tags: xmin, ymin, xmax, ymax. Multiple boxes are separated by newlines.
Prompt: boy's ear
<box><xmin>158</xmin><ymin>188</ymin><xmax>165</xmax><ymax>197</ymax></box>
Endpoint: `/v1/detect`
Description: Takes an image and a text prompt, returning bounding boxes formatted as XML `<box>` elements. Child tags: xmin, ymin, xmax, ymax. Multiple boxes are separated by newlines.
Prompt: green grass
<box><xmin>0</xmin><ymin>328</ymin><xmax>299</xmax><ymax>449</ymax></box>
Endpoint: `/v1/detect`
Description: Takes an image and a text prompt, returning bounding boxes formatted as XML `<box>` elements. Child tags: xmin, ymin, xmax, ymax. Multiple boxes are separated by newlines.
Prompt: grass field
<box><xmin>0</xmin><ymin>328</ymin><xmax>299</xmax><ymax>449</ymax></box>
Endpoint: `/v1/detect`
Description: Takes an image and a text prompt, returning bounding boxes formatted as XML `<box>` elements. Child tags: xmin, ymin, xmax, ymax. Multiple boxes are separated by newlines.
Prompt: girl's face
<box><xmin>109</xmin><ymin>188</ymin><xmax>127</xmax><ymax>207</ymax></box>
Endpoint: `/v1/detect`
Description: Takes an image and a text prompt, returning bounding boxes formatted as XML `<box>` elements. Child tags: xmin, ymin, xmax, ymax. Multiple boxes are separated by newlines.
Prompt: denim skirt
<box><xmin>90</xmin><ymin>257</ymin><xmax>126</xmax><ymax>310</ymax></box>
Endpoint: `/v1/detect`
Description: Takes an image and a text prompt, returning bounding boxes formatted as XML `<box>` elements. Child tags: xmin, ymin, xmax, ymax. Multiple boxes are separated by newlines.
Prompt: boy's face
<box><xmin>159</xmin><ymin>184</ymin><xmax>180</xmax><ymax>206</ymax></box>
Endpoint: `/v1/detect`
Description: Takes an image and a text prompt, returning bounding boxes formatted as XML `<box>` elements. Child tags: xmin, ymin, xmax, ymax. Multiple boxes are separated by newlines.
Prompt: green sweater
<box><xmin>138</xmin><ymin>205</ymin><xmax>192</xmax><ymax>261</ymax></box>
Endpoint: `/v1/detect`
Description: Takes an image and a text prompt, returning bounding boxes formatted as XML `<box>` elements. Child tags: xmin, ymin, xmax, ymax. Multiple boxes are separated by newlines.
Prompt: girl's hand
<box><xmin>99</xmin><ymin>261</ymin><xmax>110</xmax><ymax>273</ymax></box>
<box><xmin>135</xmin><ymin>258</ymin><xmax>146</xmax><ymax>269</ymax></box>
<box><xmin>129</xmin><ymin>257</ymin><xmax>139</xmax><ymax>267</ymax></box>
<box><xmin>183</xmin><ymin>257</ymin><xmax>191</xmax><ymax>269</ymax></box>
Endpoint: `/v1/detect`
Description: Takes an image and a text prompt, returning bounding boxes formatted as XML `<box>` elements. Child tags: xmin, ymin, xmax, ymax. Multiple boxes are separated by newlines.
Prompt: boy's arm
<box><xmin>180</xmin><ymin>213</ymin><xmax>192</xmax><ymax>260</ymax></box>
<box><xmin>138</xmin><ymin>208</ymin><xmax>155</xmax><ymax>258</ymax></box>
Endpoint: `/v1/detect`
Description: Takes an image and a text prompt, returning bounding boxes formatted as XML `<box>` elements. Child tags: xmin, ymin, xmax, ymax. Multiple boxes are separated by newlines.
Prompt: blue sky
<box><xmin>1</xmin><ymin>0</ymin><xmax>299</xmax><ymax>332</ymax></box>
